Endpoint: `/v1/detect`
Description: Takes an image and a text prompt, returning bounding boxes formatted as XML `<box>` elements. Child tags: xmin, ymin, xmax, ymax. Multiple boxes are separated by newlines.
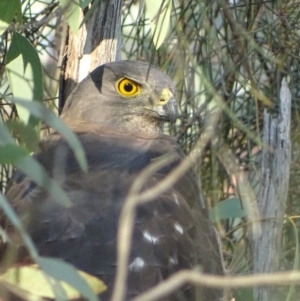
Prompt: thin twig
<box><xmin>131</xmin><ymin>269</ymin><xmax>300</xmax><ymax>301</ymax></box>
<box><xmin>111</xmin><ymin>102</ymin><xmax>223</xmax><ymax>301</ymax></box>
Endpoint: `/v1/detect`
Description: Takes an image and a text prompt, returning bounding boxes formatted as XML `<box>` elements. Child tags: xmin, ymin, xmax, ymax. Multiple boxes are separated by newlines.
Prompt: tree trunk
<box><xmin>59</xmin><ymin>0</ymin><xmax>123</xmax><ymax>110</ymax></box>
<box><xmin>252</xmin><ymin>78</ymin><xmax>292</xmax><ymax>301</ymax></box>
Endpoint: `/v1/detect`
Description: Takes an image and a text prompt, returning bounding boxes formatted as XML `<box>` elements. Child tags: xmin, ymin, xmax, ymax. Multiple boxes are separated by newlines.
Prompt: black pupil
<box><xmin>124</xmin><ymin>82</ymin><xmax>133</xmax><ymax>92</ymax></box>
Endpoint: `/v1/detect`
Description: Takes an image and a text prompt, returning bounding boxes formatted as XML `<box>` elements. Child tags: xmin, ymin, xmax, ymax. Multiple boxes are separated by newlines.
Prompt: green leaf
<box><xmin>209</xmin><ymin>198</ymin><xmax>247</xmax><ymax>223</ymax></box>
<box><xmin>0</xmin><ymin>118</ymin><xmax>72</xmax><ymax>207</ymax></box>
<box><xmin>0</xmin><ymin>144</ymin><xmax>29</xmax><ymax>164</ymax></box>
<box><xmin>17</xmin><ymin>156</ymin><xmax>72</xmax><ymax>207</ymax></box>
<box><xmin>5</xmin><ymin>32</ymin><xmax>43</xmax><ymax>126</ymax></box>
<box><xmin>79</xmin><ymin>0</ymin><xmax>93</xmax><ymax>9</ymax></box>
<box><xmin>0</xmin><ymin>193</ymin><xmax>39</xmax><ymax>260</ymax></box>
<box><xmin>6</xmin><ymin>120</ymin><xmax>39</xmax><ymax>152</ymax></box>
<box><xmin>59</xmin><ymin>0</ymin><xmax>81</xmax><ymax>34</ymax></box>
<box><xmin>0</xmin><ymin>119</ymin><xmax>15</xmax><ymax>144</ymax></box>
<box><xmin>5</xmin><ymin>96</ymin><xmax>88</xmax><ymax>172</ymax></box>
<box><xmin>0</xmin><ymin>0</ymin><xmax>22</xmax><ymax>35</ymax></box>
<box><xmin>0</xmin><ymin>263</ymin><xmax>106</xmax><ymax>300</ymax></box>
<box><xmin>79</xmin><ymin>0</ymin><xmax>100</xmax><ymax>29</ymax></box>
<box><xmin>37</xmin><ymin>258</ymin><xmax>105</xmax><ymax>301</ymax></box>
<box><xmin>145</xmin><ymin>0</ymin><xmax>172</xmax><ymax>49</ymax></box>
<box><xmin>0</xmin><ymin>194</ymin><xmax>25</xmax><ymax>237</ymax></box>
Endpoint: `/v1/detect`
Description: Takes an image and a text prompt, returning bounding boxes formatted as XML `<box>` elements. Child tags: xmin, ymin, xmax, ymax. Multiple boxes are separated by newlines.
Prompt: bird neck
<box><xmin>114</xmin><ymin>115</ymin><xmax>164</xmax><ymax>135</ymax></box>
<box><xmin>63</xmin><ymin>115</ymin><xmax>164</xmax><ymax>137</ymax></box>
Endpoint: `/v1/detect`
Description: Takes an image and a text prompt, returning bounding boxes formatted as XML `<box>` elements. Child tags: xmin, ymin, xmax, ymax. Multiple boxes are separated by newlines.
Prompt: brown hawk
<box><xmin>3</xmin><ymin>61</ymin><xmax>224</xmax><ymax>300</ymax></box>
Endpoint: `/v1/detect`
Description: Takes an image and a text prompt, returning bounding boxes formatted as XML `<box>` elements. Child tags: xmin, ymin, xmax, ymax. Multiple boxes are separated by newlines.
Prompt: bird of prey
<box><xmin>3</xmin><ymin>61</ymin><xmax>224</xmax><ymax>300</ymax></box>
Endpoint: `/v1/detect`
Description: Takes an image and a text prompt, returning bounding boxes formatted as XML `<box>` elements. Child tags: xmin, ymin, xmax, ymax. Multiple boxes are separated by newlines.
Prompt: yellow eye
<box><xmin>117</xmin><ymin>78</ymin><xmax>140</xmax><ymax>96</ymax></box>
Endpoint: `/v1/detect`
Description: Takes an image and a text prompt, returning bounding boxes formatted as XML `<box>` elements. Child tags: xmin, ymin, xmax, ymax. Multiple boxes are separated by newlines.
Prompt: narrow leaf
<box><xmin>17</xmin><ymin>156</ymin><xmax>72</xmax><ymax>207</ymax></box>
<box><xmin>79</xmin><ymin>0</ymin><xmax>93</xmax><ymax>9</ymax></box>
<box><xmin>0</xmin><ymin>0</ymin><xmax>22</xmax><ymax>35</ymax></box>
<box><xmin>6</xmin><ymin>96</ymin><xmax>87</xmax><ymax>172</ymax></box>
<box><xmin>0</xmin><ymin>264</ymin><xmax>106</xmax><ymax>300</ymax></box>
<box><xmin>0</xmin><ymin>120</ymin><xmax>15</xmax><ymax>144</ymax></box>
<box><xmin>5</xmin><ymin>32</ymin><xmax>43</xmax><ymax>126</ymax></box>
<box><xmin>210</xmin><ymin>198</ymin><xmax>247</xmax><ymax>223</ymax></box>
<box><xmin>0</xmin><ymin>119</ymin><xmax>71</xmax><ymax>207</ymax></box>
<box><xmin>145</xmin><ymin>0</ymin><xmax>172</xmax><ymax>49</ymax></box>
<box><xmin>37</xmin><ymin>257</ymin><xmax>105</xmax><ymax>301</ymax></box>
<box><xmin>59</xmin><ymin>0</ymin><xmax>81</xmax><ymax>34</ymax></box>
<box><xmin>0</xmin><ymin>144</ymin><xmax>29</xmax><ymax>164</ymax></box>
<box><xmin>0</xmin><ymin>193</ymin><xmax>39</xmax><ymax>260</ymax></box>
<box><xmin>6</xmin><ymin>120</ymin><xmax>39</xmax><ymax>152</ymax></box>
<box><xmin>79</xmin><ymin>0</ymin><xmax>100</xmax><ymax>28</ymax></box>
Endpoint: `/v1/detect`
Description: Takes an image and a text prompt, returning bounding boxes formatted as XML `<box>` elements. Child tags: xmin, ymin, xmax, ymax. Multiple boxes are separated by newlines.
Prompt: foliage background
<box><xmin>0</xmin><ymin>0</ymin><xmax>300</xmax><ymax>300</ymax></box>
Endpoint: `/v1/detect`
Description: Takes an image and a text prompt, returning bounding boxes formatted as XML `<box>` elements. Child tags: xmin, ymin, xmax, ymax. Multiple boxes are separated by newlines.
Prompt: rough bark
<box><xmin>252</xmin><ymin>78</ymin><xmax>292</xmax><ymax>301</ymax></box>
<box><xmin>59</xmin><ymin>0</ymin><xmax>123</xmax><ymax>110</ymax></box>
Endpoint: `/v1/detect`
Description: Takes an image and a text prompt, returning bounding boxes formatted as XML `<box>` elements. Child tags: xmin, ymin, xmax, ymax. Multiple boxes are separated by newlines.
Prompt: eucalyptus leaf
<box><xmin>0</xmin><ymin>263</ymin><xmax>106</xmax><ymax>300</ymax></box>
<box><xmin>5</xmin><ymin>32</ymin><xmax>43</xmax><ymax>126</ymax></box>
<box><xmin>0</xmin><ymin>144</ymin><xmax>29</xmax><ymax>164</ymax></box>
<box><xmin>209</xmin><ymin>198</ymin><xmax>247</xmax><ymax>223</ymax></box>
<box><xmin>0</xmin><ymin>120</ymin><xmax>15</xmax><ymax>144</ymax></box>
<box><xmin>6</xmin><ymin>96</ymin><xmax>87</xmax><ymax>172</ymax></box>
<box><xmin>16</xmin><ymin>156</ymin><xmax>72</xmax><ymax>207</ymax></box>
<box><xmin>59</xmin><ymin>0</ymin><xmax>81</xmax><ymax>34</ymax></box>
<box><xmin>6</xmin><ymin>120</ymin><xmax>39</xmax><ymax>152</ymax></box>
<box><xmin>79</xmin><ymin>0</ymin><xmax>100</xmax><ymax>28</ymax></box>
<box><xmin>0</xmin><ymin>0</ymin><xmax>22</xmax><ymax>35</ymax></box>
<box><xmin>79</xmin><ymin>0</ymin><xmax>93</xmax><ymax>9</ymax></box>
<box><xmin>37</xmin><ymin>257</ymin><xmax>106</xmax><ymax>301</ymax></box>
<box><xmin>0</xmin><ymin>117</ymin><xmax>72</xmax><ymax>207</ymax></box>
<box><xmin>145</xmin><ymin>0</ymin><xmax>172</xmax><ymax>49</ymax></box>
<box><xmin>0</xmin><ymin>281</ymin><xmax>45</xmax><ymax>301</ymax></box>
<box><xmin>0</xmin><ymin>193</ymin><xmax>39</xmax><ymax>260</ymax></box>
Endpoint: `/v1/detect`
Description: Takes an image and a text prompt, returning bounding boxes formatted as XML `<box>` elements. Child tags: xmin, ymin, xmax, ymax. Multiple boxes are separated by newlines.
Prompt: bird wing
<box><xmin>4</xmin><ymin>131</ymin><xmax>223</xmax><ymax>301</ymax></box>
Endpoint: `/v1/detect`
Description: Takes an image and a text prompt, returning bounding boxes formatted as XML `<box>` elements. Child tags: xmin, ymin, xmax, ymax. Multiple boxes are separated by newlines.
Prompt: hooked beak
<box><xmin>154</xmin><ymin>89</ymin><xmax>178</xmax><ymax>123</ymax></box>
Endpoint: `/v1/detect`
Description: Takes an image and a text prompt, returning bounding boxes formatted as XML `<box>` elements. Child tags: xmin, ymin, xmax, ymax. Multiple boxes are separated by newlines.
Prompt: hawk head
<box><xmin>61</xmin><ymin>61</ymin><xmax>177</xmax><ymax>134</ymax></box>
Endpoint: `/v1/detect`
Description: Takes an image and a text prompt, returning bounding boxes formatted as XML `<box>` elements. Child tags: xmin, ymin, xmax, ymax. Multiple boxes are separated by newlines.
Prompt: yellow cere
<box><xmin>117</xmin><ymin>77</ymin><xmax>141</xmax><ymax>97</ymax></box>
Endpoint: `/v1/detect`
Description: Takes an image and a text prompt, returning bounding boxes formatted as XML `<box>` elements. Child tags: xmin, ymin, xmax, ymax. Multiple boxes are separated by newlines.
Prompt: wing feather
<box><xmin>3</xmin><ymin>132</ymin><xmax>224</xmax><ymax>301</ymax></box>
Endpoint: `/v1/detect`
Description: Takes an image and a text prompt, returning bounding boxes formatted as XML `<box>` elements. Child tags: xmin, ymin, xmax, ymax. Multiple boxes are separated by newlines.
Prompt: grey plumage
<box><xmin>4</xmin><ymin>60</ymin><xmax>224</xmax><ymax>300</ymax></box>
